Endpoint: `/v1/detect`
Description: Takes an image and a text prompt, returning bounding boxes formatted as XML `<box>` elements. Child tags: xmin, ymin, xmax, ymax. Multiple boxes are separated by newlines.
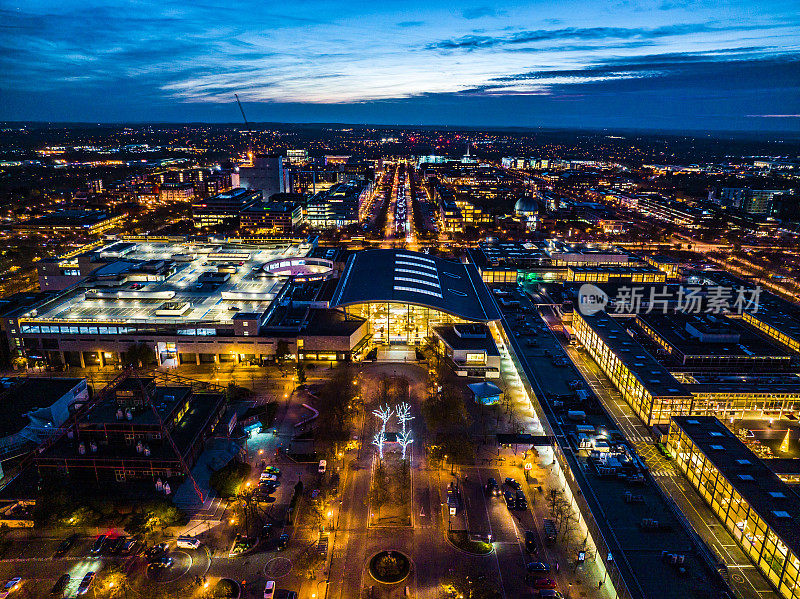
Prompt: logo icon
<box><xmin>578</xmin><ymin>284</ymin><xmax>608</xmax><ymax>316</ymax></box>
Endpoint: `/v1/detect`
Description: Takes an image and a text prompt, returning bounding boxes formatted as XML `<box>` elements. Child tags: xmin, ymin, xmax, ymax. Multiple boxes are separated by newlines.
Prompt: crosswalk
<box><xmin>650</xmin><ymin>470</ymin><xmax>678</xmax><ymax>478</ymax></box>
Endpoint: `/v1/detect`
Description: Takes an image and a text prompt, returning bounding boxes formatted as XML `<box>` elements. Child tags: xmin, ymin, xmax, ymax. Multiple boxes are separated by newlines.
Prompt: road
<box><xmin>536</xmin><ymin>306</ymin><xmax>779</xmax><ymax>599</ymax></box>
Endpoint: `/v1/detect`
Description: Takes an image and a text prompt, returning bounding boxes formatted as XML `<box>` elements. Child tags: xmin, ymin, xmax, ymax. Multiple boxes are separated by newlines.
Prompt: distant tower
<box><xmin>238</xmin><ymin>154</ymin><xmax>286</xmax><ymax>200</ymax></box>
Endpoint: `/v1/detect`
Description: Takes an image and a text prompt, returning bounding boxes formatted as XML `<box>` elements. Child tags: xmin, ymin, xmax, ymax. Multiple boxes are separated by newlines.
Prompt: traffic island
<box><xmin>446</xmin><ymin>530</ymin><xmax>493</xmax><ymax>555</ymax></box>
<box><xmin>212</xmin><ymin>578</ymin><xmax>240</xmax><ymax>598</ymax></box>
<box><xmin>369</xmin><ymin>452</ymin><xmax>412</xmax><ymax>527</ymax></box>
<box><xmin>368</xmin><ymin>550</ymin><xmax>412</xmax><ymax>584</ymax></box>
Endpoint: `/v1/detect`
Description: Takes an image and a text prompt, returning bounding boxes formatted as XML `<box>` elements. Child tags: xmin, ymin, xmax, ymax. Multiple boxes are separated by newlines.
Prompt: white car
<box><xmin>260</xmin><ymin>472</ymin><xmax>278</xmax><ymax>482</ymax></box>
<box><xmin>0</xmin><ymin>578</ymin><xmax>21</xmax><ymax>598</ymax></box>
<box><xmin>318</xmin><ymin>460</ymin><xmax>327</xmax><ymax>474</ymax></box>
<box><xmin>264</xmin><ymin>580</ymin><xmax>275</xmax><ymax>599</ymax></box>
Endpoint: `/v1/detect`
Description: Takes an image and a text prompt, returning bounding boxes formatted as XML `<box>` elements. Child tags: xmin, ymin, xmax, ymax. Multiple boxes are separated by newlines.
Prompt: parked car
<box><xmin>120</xmin><ymin>538</ymin><xmax>137</xmax><ymax>555</ymax></box>
<box><xmin>0</xmin><ymin>578</ymin><xmax>20</xmax><ymax>598</ymax></box>
<box><xmin>76</xmin><ymin>572</ymin><xmax>95</xmax><ymax>595</ymax></box>
<box><xmin>525</xmin><ymin>530</ymin><xmax>538</xmax><ymax>553</ymax></box>
<box><xmin>107</xmin><ymin>535</ymin><xmax>127</xmax><ymax>554</ymax></box>
<box><xmin>260</xmin><ymin>472</ymin><xmax>278</xmax><ymax>482</ymax></box>
<box><xmin>530</xmin><ymin>577</ymin><xmax>557</xmax><ymax>589</ymax></box>
<box><xmin>318</xmin><ymin>460</ymin><xmax>327</xmax><ymax>474</ymax></box>
<box><xmin>527</xmin><ymin>562</ymin><xmax>550</xmax><ymax>573</ymax></box>
<box><xmin>486</xmin><ymin>477</ymin><xmax>501</xmax><ymax>497</ymax></box>
<box><xmin>503</xmin><ymin>490</ymin><xmax>516</xmax><ymax>509</ymax></box>
<box><xmin>89</xmin><ymin>535</ymin><xmax>106</xmax><ymax>555</ymax></box>
<box><xmin>276</xmin><ymin>533</ymin><xmax>289</xmax><ymax>550</ymax></box>
<box><xmin>516</xmin><ymin>490</ymin><xmax>528</xmax><ymax>510</ymax></box>
<box><xmin>264</xmin><ymin>580</ymin><xmax>276</xmax><ymax>599</ymax></box>
<box><xmin>504</xmin><ymin>477</ymin><xmax>522</xmax><ymax>490</ymax></box>
<box><xmin>264</xmin><ymin>466</ymin><xmax>281</xmax><ymax>476</ymax></box>
<box><xmin>537</xmin><ymin>591</ymin><xmax>563</xmax><ymax>598</ymax></box>
<box><xmin>50</xmin><ymin>574</ymin><xmax>70</xmax><ymax>596</ymax></box>
<box><xmin>55</xmin><ymin>534</ymin><xmax>78</xmax><ymax>557</ymax></box>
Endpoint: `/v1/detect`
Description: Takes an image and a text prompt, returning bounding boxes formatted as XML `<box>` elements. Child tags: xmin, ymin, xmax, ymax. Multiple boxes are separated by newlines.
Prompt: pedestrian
<box><xmin>599</xmin><ymin>581</ymin><xmax>603</xmax><ymax>589</ymax></box>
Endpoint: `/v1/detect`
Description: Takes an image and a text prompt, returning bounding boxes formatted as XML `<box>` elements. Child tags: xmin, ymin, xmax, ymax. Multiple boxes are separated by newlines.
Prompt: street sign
<box><xmin>449</xmin><ymin>507</ymin><xmax>456</xmax><ymax>516</ymax></box>
<box><xmin>524</xmin><ymin>462</ymin><xmax>533</xmax><ymax>471</ymax></box>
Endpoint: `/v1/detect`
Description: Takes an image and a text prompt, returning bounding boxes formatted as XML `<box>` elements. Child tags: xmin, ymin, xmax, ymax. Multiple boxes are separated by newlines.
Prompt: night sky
<box><xmin>1</xmin><ymin>0</ymin><xmax>798</xmax><ymax>131</ymax></box>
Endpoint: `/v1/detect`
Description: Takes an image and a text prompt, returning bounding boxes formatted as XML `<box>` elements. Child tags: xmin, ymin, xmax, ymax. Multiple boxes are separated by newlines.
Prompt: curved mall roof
<box><xmin>330</xmin><ymin>249</ymin><xmax>501</xmax><ymax>322</ymax></box>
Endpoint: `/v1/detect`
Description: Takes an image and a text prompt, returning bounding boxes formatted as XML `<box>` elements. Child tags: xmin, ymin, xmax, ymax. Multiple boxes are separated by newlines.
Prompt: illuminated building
<box><xmin>667</xmin><ymin>416</ymin><xmax>800</xmax><ymax>599</ymax></box>
<box><xmin>240</xmin><ymin>201</ymin><xmax>303</xmax><ymax>235</ymax></box>
<box><xmin>565</xmin><ymin>265</ymin><xmax>666</xmax><ymax>284</ymax></box>
<box><xmin>572</xmin><ymin>310</ymin><xmax>693</xmax><ymax>426</ymax></box>
<box><xmin>159</xmin><ymin>183</ymin><xmax>195</xmax><ymax>203</ymax></box>
<box><xmin>5</xmin><ymin>238</ymin><xmax>345</xmax><ymax>368</ymax></box>
<box><xmin>432</xmin><ymin>323</ymin><xmax>501</xmax><ymax>378</ymax></box>
<box><xmin>644</xmin><ymin>255</ymin><xmax>679</xmax><ymax>279</ymax></box>
<box><xmin>741</xmin><ymin>308</ymin><xmax>800</xmax><ymax>353</ymax></box>
<box><xmin>635</xmin><ymin>312</ymin><xmax>792</xmax><ymax>370</ymax></box>
<box><xmin>307</xmin><ymin>182</ymin><xmax>371</xmax><ymax>229</ymax></box>
<box><xmin>15</xmin><ymin>210</ymin><xmax>125</xmax><ymax>236</ymax></box>
<box><xmin>191</xmin><ymin>188</ymin><xmax>262</xmax><ymax>229</ymax></box>
<box><xmin>330</xmin><ymin>249</ymin><xmax>501</xmax><ymax>348</ymax></box>
<box><xmin>35</xmin><ymin>375</ymin><xmax>226</xmax><ymax>487</ymax></box>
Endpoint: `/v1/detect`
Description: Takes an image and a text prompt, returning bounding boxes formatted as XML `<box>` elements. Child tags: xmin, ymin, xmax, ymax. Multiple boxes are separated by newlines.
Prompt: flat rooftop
<box><xmin>636</xmin><ymin>312</ymin><xmax>791</xmax><ymax>360</ymax></box>
<box><xmin>432</xmin><ymin>324</ymin><xmax>500</xmax><ymax>356</ymax></box>
<box><xmin>674</xmin><ymin>373</ymin><xmax>800</xmax><ymax>395</ymax></box>
<box><xmin>672</xmin><ymin>416</ymin><xmax>800</xmax><ymax>559</ymax></box>
<box><xmin>500</xmin><ymin>305</ymin><xmax>720</xmax><ymax>599</ymax></box>
<box><xmin>19</xmin><ymin>240</ymin><xmax>314</xmax><ymax>328</ymax></box>
<box><xmin>577</xmin><ymin>311</ymin><xmax>692</xmax><ymax>398</ymax></box>
<box><xmin>17</xmin><ymin>210</ymin><xmax>117</xmax><ymax>229</ymax></box>
<box><xmin>0</xmin><ymin>378</ymin><xmax>84</xmax><ymax>437</ymax></box>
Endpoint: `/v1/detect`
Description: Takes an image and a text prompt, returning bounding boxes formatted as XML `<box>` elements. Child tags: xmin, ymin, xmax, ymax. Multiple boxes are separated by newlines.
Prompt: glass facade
<box><xmin>343</xmin><ymin>302</ymin><xmax>465</xmax><ymax>346</ymax></box>
<box><xmin>667</xmin><ymin>422</ymin><xmax>800</xmax><ymax>599</ymax></box>
<box><xmin>573</xmin><ymin>312</ymin><xmax>693</xmax><ymax>425</ymax></box>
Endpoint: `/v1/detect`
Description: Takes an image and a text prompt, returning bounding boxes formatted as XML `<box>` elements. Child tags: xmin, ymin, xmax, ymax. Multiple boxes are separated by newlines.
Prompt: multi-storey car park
<box><xmin>3</xmin><ymin>238</ymin><xmax>340</xmax><ymax>368</ymax></box>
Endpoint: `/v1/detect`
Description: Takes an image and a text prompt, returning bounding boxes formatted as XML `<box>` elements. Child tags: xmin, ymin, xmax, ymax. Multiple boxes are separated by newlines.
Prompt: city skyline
<box><xmin>1</xmin><ymin>0</ymin><xmax>799</xmax><ymax>131</ymax></box>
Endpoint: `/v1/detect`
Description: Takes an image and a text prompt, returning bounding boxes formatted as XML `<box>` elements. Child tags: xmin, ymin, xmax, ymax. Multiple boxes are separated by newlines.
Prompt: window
<box><xmin>465</xmin><ymin>352</ymin><xmax>486</xmax><ymax>364</ymax></box>
<box><xmin>738</xmin><ymin>474</ymin><xmax>754</xmax><ymax>481</ymax></box>
<box><xmin>737</xmin><ymin>459</ymin><xmax>751</xmax><ymax>465</ymax></box>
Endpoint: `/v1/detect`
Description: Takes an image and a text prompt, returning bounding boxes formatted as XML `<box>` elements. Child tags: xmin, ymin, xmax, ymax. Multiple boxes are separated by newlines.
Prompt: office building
<box><xmin>192</xmin><ymin>188</ymin><xmax>262</xmax><ymax>229</ymax></box>
<box><xmin>572</xmin><ymin>310</ymin><xmax>694</xmax><ymax>426</ymax></box>
<box><xmin>307</xmin><ymin>182</ymin><xmax>371</xmax><ymax>229</ymax></box>
<box><xmin>667</xmin><ymin>416</ymin><xmax>800</xmax><ymax>599</ymax></box>
<box><xmin>238</xmin><ymin>154</ymin><xmax>286</xmax><ymax>199</ymax></box>
<box><xmin>240</xmin><ymin>201</ymin><xmax>303</xmax><ymax>236</ymax></box>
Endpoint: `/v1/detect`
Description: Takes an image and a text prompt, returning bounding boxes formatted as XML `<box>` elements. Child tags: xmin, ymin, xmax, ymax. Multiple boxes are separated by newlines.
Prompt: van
<box><xmin>318</xmin><ymin>460</ymin><xmax>327</xmax><ymax>474</ymax></box>
<box><xmin>176</xmin><ymin>536</ymin><xmax>201</xmax><ymax>550</ymax></box>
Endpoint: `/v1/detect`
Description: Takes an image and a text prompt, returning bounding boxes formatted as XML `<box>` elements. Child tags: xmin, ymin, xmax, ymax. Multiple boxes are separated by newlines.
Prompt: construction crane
<box><xmin>235</xmin><ymin>93</ymin><xmax>254</xmax><ymax>163</ymax></box>
<box><xmin>234</xmin><ymin>93</ymin><xmax>249</xmax><ymax>128</ymax></box>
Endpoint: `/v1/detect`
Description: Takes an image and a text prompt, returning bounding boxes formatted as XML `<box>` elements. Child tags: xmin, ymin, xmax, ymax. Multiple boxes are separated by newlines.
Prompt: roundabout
<box><xmin>264</xmin><ymin>556</ymin><xmax>293</xmax><ymax>579</ymax></box>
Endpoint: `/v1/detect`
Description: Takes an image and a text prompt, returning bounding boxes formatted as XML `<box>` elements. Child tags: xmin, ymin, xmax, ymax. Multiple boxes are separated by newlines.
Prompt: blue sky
<box><xmin>1</xmin><ymin>0</ymin><xmax>798</xmax><ymax>131</ymax></box>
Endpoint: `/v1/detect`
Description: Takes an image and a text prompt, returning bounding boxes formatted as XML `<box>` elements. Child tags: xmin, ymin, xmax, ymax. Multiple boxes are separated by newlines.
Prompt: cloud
<box><xmin>461</xmin><ymin>7</ymin><xmax>506</xmax><ymax>20</ymax></box>
<box><xmin>397</xmin><ymin>20</ymin><xmax>424</xmax><ymax>28</ymax></box>
<box><xmin>427</xmin><ymin>22</ymin><xmax>786</xmax><ymax>51</ymax></box>
<box><xmin>462</xmin><ymin>49</ymin><xmax>800</xmax><ymax>97</ymax></box>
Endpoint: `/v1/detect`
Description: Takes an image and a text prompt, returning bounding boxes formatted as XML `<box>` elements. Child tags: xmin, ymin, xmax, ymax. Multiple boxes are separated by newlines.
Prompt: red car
<box><xmin>530</xmin><ymin>577</ymin><xmax>557</xmax><ymax>589</ymax></box>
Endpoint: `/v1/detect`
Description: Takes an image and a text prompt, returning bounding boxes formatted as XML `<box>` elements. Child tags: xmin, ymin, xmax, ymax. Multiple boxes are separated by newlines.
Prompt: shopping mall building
<box><xmin>1</xmin><ymin>240</ymin><xmax>502</xmax><ymax>370</ymax></box>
